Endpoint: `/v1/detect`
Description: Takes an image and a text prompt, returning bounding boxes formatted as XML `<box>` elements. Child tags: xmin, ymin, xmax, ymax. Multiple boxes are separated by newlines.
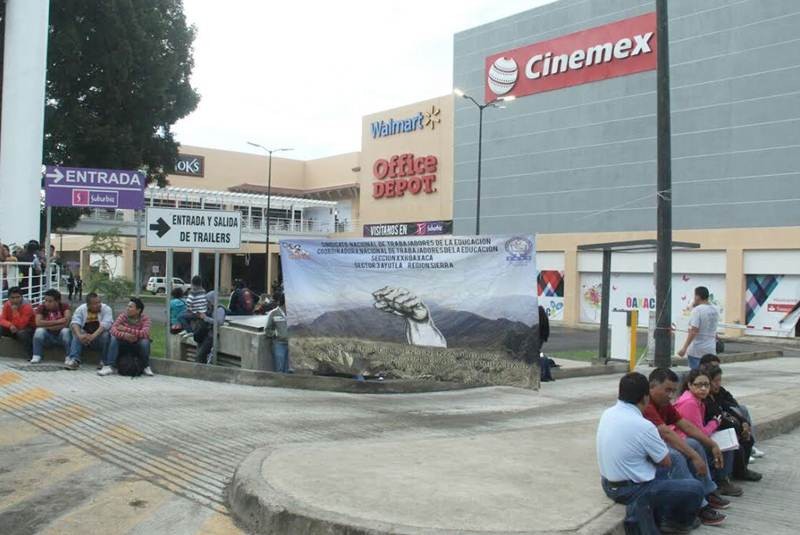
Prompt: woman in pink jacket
<box><xmin>674</xmin><ymin>369</ymin><xmax>741</xmax><ymax>497</ymax></box>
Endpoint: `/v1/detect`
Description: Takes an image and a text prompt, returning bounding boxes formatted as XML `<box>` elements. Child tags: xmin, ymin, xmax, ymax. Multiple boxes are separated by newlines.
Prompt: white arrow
<box><xmin>45</xmin><ymin>167</ymin><xmax>64</xmax><ymax>183</ymax></box>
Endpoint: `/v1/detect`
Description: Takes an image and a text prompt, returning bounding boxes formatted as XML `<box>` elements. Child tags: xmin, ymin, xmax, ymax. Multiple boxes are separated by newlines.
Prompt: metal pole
<box><xmin>265</xmin><ymin>151</ymin><xmax>273</xmax><ymax>294</ymax></box>
<box><xmin>655</xmin><ymin>0</ymin><xmax>673</xmax><ymax>368</ymax></box>
<box><xmin>44</xmin><ymin>206</ymin><xmax>52</xmax><ymax>289</ymax></box>
<box><xmin>599</xmin><ymin>248</ymin><xmax>612</xmax><ymax>363</ymax></box>
<box><xmin>212</xmin><ymin>252</ymin><xmax>220</xmax><ymax>365</ymax></box>
<box><xmin>165</xmin><ymin>248</ymin><xmax>173</xmax><ymax>360</ymax></box>
<box><xmin>475</xmin><ymin>105</ymin><xmax>484</xmax><ymax>235</ymax></box>
<box><xmin>135</xmin><ymin>210</ymin><xmax>142</xmax><ymax>295</ymax></box>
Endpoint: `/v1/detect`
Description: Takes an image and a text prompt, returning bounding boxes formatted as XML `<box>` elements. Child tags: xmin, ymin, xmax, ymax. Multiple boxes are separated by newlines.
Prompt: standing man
<box><xmin>31</xmin><ymin>289</ymin><xmax>71</xmax><ymax>364</ymax></box>
<box><xmin>75</xmin><ymin>276</ymin><xmax>83</xmax><ymax>301</ymax></box>
<box><xmin>265</xmin><ymin>294</ymin><xmax>289</xmax><ymax>373</ymax></box>
<box><xmin>67</xmin><ymin>273</ymin><xmax>75</xmax><ymax>301</ymax></box>
<box><xmin>597</xmin><ymin>372</ymin><xmax>704</xmax><ymax>534</ymax></box>
<box><xmin>645</xmin><ymin>368</ymin><xmax>729</xmax><ymax>525</ymax></box>
<box><xmin>678</xmin><ymin>286</ymin><xmax>719</xmax><ymax>369</ymax></box>
<box><xmin>66</xmin><ymin>292</ymin><xmax>113</xmax><ymax>370</ymax></box>
<box><xmin>0</xmin><ymin>286</ymin><xmax>35</xmax><ymax>353</ymax></box>
<box><xmin>99</xmin><ymin>297</ymin><xmax>153</xmax><ymax>376</ymax></box>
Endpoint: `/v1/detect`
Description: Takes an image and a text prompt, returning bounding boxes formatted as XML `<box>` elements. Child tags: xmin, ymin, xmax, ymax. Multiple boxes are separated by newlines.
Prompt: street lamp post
<box><xmin>454</xmin><ymin>89</ymin><xmax>514</xmax><ymax>235</ymax></box>
<box><xmin>247</xmin><ymin>142</ymin><xmax>293</xmax><ymax>293</ymax></box>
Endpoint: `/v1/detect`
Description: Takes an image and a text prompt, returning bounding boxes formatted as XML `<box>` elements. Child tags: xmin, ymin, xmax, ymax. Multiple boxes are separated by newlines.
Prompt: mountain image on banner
<box><xmin>291</xmin><ymin>305</ymin><xmax>529</xmax><ymax>350</ymax></box>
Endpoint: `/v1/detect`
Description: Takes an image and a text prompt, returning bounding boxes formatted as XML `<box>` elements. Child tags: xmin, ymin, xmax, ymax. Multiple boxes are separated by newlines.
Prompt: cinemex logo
<box><xmin>485</xmin><ymin>12</ymin><xmax>656</xmax><ymax>100</ymax></box>
<box><xmin>370</xmin><ymin>106</ymin><xmax>441</xmax><ymax>139</ymax></box>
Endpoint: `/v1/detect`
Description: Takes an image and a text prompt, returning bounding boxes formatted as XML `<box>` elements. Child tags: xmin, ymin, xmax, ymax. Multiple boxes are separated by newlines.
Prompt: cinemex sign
<box><xmin>485</xmin><ymin>13</ymin><xmax>656</xmax><ymax>100</ymax></box>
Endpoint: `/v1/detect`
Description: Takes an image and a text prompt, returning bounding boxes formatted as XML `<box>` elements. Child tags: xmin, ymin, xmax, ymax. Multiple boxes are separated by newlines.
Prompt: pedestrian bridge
<box><xmin>61</xmin><ymin>186</ymin><xmax>350</xmax><ymax>241</ymax></box>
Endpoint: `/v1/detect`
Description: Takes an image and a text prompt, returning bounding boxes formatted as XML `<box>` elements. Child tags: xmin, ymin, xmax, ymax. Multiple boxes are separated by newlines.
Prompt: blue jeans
<box><xmin>667</xmin><ymin>439</ymin><xmax>717</xmax><ymax>506</ymax></box>
<box><xmin>105</xmin><ymin>337</ymin><xmax>150</xmax><ymax>368</ymax></box>
<box><xmin>687</xmin><ymin>355</ymin><xmax>702</xmax><ymax>369</ymax></box>
<box><xmin>707</xmin><ymin>447</ymin><xmax>735</xmax><ymax>480</ymax></box>
<box><xmin>602</xmin><ymin>475</ymin><xmax>704</xmax><ymax>534</ymax></box>
<box><xmin>32</xmin><ymin>327</ymin><xmax>70</xmax><ymax>357</ymax></box>
<box><xmin>272</xmin><ymin>339</ymin><xmax>289</xmax><ymax>373</ymax></box>
<box><xmin>68</xmin><ymin>330</ymin><xmax>110</xmax><ymax>363</ymax></box>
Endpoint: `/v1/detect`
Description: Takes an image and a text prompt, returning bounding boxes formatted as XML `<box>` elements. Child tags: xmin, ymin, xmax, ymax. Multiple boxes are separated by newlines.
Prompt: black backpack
<box><xmin>117</xmin><ymin>348</ymin><xmax>147</xmax><ymax>377</ymax></box>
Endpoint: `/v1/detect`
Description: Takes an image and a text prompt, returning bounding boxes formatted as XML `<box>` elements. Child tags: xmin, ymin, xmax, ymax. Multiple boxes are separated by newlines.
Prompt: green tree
<box><xmin>84</xmin><ymin>229</ymin><xmax>134</xmax><ymax>301</ymax></box>
<box><xmin>44</xmin><ymin>0</ymin><xmax>199</xmax><ymax>232</ymax></box>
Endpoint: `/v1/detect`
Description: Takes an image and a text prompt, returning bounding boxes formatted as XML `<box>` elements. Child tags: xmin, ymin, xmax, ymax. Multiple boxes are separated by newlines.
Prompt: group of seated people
<box><xmin>597</xmin><ymin>357</ymin><xmax>764</xmax><ymax>534</ymax></box>
<box><xmin>0</xmin><ymin>286</ymin><xmax>153</xmax><ymax>377</ymax></box>
<box><xmin>168</xmin><ymin>276</ymin><xmax>227</xmax><ymax>365</ymax></box>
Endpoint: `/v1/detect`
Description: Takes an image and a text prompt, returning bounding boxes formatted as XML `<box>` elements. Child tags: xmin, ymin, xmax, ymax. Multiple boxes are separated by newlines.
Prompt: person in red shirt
<box><xmin>31</xmin><ymin>288</ymin><xmax>71</xmax><ymax>364</ymax></box>
<box><xmin>644</xmin><ymin>368</ymin><xmax>730</xmax><ymax>526</ymax></box>
<box><xmin>99</xmin><ymin>297</ymin><xmax>153</xmax><ymax>376</ymax></box>
<box><xmin>0</xmin><ymin>286</ymin><xmax>35</xmax><ymax>353</ymax></box>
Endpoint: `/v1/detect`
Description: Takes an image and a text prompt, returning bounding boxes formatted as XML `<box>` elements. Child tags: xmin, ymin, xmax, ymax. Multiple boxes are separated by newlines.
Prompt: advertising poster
<box><xmin>746</xmin><ymin>275</ymin><xmax>800</xmax><ymax>336</ymax></box>
<box><xmin>280</xmin><ymin>235</ymin><xmax>540</xmax><ymax>387</ymax></box>
<box><xmin>538</xmin><ymin>270</ymin><xmax>564</xmax><ymax>321</ymax></box>
<box><xmin>579</xmin><ymin>272</ymin><xmax>726</xmax><ymax>327</ymax></box>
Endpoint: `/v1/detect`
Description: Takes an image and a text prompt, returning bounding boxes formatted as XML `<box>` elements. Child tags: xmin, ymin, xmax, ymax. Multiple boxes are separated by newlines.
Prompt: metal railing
<box><xmin>1</xmin><ymin>262</ymin><xmax>62</xmax><ymax>307</ymax></box>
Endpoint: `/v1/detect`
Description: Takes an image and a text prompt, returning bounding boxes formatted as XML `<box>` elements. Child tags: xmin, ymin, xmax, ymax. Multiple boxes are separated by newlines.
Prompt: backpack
<box><xmin>117</xmin><ymin>347</ymin><xmax>147</xmax><ymax>377</ymax></box>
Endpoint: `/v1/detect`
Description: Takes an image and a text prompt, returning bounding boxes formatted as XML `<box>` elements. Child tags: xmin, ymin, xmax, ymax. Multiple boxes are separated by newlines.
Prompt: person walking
<box><xmin>677</xmin><ymin>286</ymin><xmax>719</xmax><ymax>369</ymax></box>
<box><xmin>75</xmin><ymin>276</ymin><xmax>83</xmax><ymax>301</ymax></box>
<box><xmin>265</xmin><ymin>294</ymin><xmax>289</xmax><ymax>373</ymax></box>
<box><xmin>67</xmin><ymin>273</ymin><xmax>75</xmax><ymax>301</ymax></box>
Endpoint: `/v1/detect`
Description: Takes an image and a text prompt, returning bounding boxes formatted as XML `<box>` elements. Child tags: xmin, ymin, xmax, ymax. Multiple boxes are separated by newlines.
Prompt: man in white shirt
<box><xmin>597</xmin><ymin>372</ymin><xmax>704</xmax><ymax>534</ymax></box>
<box><xmin>678</xmin><ymin>286</ymin><xmax>719</xmax><ymax>369</ymax></box>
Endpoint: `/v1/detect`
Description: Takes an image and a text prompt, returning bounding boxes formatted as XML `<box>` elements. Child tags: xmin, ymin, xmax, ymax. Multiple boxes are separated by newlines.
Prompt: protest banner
<box><xmin>280</xmin><ymin>235</ymin><xmax>540</xmax><ymax>387</ymax></box>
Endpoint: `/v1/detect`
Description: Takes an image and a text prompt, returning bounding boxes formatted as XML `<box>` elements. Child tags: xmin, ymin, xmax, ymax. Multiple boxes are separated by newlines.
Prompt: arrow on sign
<box><xmin>149</xmin><ymin>217</ymin><xmax>171</xmax><ymax>238</ymax></box>
<box><xmin>46</xmin><ymin>167</ymin><xmax>64</xmax><ymax>183</ymax></box>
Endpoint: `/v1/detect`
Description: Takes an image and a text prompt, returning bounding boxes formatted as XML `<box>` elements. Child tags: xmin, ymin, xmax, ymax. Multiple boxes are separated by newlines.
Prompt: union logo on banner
<box><xmin>72</xmin><ymin>189</ymin><xmax>90</xmax><ymax>206</ymax></box>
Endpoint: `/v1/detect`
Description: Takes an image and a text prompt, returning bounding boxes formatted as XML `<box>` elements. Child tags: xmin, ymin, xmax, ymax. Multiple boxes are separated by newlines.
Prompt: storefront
<box><xmin>453</xmin><ymin>0</ymin><xmax>800</xmax><ymax>335</ymax></box>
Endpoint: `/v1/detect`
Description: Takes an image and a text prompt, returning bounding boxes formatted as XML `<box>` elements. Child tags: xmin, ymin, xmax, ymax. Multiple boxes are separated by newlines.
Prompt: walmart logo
<box><xmin>370</xmin><ymin>106</ymin><xmax>441</xmax><ymax>139</ymax></box>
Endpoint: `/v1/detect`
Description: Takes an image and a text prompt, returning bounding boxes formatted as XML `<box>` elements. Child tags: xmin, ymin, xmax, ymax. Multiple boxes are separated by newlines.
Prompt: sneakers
<box><xmin>658</xmin><ymin>521</ymin><xmax>691</xmax><ymax>534</ymax></box>
<box><xmin>707</xmin><ymin>492</ymin><xmax>730</xmax><ymax>510</ymax></box>
<box><xmin>734</xmin><ymin>468</ymin><xmax>763</xmax><ymax>482</ymax></box>
<box><xmin>717</xmin><ymin>477</ymin><xmax>744</xmax><ymax>497</ymax></box>
<box><xmin>752</xmin><ymin>447</ymin><xmax>766</xmax><ymax>458</ymax></box>
<box><xmin>97</xmin><ymin>365</ymin><xmax>115</xmax><ymax>376</ymax></box>
<box><xmin>29</xmin><ymin>355</ymin><xmax>42</xmax><ymax>364</ymax></box>
<box><xmin>698</xmin><ymin>506</ymin><xmax>726</xmax><ymax>526</ymax></box>
<box><xmin>142</xmin><ymin>366</ymin><xmax>154</xmax><ymax>377</ymax></box>
<box><xmin>64</xmin><ymin>359</ymin><xmax>79</xmax><ymax>370</ymax></box>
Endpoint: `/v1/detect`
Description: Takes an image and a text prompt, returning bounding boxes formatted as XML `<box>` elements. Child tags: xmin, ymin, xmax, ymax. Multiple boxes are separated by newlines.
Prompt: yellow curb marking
<box><xmin>0</xmin><ymin>371</ymin><xmax>22</xmax><ymax>386</ymax></box>
<box><xmin>0</xmin><ymin>387</ymin><xmax>54</xmax><ymax>409</ymax></box>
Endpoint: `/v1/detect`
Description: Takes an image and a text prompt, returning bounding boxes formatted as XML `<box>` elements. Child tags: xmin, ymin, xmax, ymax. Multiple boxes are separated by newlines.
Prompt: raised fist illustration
<box><xmin>372</xmin><ymin>287</ymin><xmax>447</xmax><ymax>348</ymax></box>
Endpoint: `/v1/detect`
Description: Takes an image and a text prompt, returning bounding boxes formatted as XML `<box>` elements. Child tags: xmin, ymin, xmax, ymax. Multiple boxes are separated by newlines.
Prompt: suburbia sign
<box><xmin>372</xmin><ymin>153</ymin><xmax>438</xmax><ymax>199</ymax></box>
<box><xmin>485</xmin><ymin>12</ymin><xmax>656</xmax><ymax>101</ymax></box>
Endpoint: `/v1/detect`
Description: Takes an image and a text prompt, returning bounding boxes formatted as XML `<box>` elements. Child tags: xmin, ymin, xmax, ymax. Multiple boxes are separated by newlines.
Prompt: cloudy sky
<box><xmin>173</xmin><ymin>0</ymin><xmax>554</xmax><ymax>160</ymax></box>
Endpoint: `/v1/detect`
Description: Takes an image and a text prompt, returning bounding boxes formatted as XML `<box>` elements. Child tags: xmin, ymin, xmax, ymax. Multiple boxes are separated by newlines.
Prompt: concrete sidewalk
<box><xmin>230</xmin><ymin>358</ymin><xmax>800</xmax><ymax>535</ymax></box>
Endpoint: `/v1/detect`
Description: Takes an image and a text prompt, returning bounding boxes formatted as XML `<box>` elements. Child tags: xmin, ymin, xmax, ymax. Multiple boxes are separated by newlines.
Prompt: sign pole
<box><xmin>135</xmin><ymin>210</ymin><xmax>142</xmax><ymax>295</ymax></box>
<box><xmin>212</xmin><ymin>252</ymin><xmax>220</xmax><ymax>365</ymax></box>
<box><xmin>165</xmin><ymin>248</ymin><xmax>173</xmax><ymax>360</ymax></box>
<box><xmin>44</xmin><ymin>206</ymin><xmax>52</xmax><ymax>289</ymax></box>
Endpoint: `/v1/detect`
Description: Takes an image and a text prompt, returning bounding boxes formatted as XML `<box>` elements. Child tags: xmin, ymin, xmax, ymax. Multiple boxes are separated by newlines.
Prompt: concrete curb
<box><xmin>552</xmin><ymin>362</ymin><xmax>629</xmax><ymax>380</ymax></box>
<box><xmin>228</xmin><ymin>404</ymin><xmax>800</xmax><ymax>535</ymax></box>
<box><xmin>149</xmin><ymin>358</ymin><xmax>475</xmax><ymax>394</ymax></box>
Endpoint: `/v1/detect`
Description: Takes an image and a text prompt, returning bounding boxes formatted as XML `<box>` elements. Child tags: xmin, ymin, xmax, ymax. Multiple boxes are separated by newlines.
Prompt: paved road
<box><xmin>1</xmin><ymin>356</ymin><xmax>799</xmax><ymax>534</ymax></box>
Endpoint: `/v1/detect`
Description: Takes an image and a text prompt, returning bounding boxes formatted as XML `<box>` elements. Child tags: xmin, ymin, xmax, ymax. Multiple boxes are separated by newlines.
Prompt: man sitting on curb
<box><xmin>99</xmin><ymin>297</ymin><xmax>153</xmax><ymax>377</ymax></box>
<box><xmin>597</xmin><ymin>372</ymin><xmax>704</xmax><ymax>534</ymax></box>
<box><xmin>66</xmin><ymin>292</ymin><xmax>113</xmax><ymax>370</ymax></box>
<box><xmin>645</xmin><ymin>368</ymin><xmax>729</xmax><ymax>525</ymax></box>
<box><xmin>31</xmin><ymin>289</ymin><xmax>71</xmax><ymax>364</ymax></box>
<box><xmin>0</xmin><ymin>286</ymin><xmax>35</xmax><ymax>354</ymax></box>
<box><xmin>193</xmin><ymin>291</ymin><xmax>226</xmax><ymax>365</ymax></box>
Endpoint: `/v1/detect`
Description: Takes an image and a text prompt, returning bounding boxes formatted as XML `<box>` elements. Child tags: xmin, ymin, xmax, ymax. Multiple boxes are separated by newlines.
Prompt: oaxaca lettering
<box><xmin>372</xmin><ymin>153</ymin><xmax>437</xmax><ymax>199</ymax></box>
<box><xmin>370</xmin><ymin>113</ymin><xmax>424</xmax><ymax>139</ymax></box>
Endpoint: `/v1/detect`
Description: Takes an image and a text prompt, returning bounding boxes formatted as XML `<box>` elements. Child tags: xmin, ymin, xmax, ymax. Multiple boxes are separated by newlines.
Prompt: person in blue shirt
<box><xmin>169</xmin><ymin>287</ymin><xmax>187</xmax><ymax>334</ymax></box>
<box><xmin>597</xmin><ymin>372</ymin><xmax>705</xmax><ymax>534</ymax></box>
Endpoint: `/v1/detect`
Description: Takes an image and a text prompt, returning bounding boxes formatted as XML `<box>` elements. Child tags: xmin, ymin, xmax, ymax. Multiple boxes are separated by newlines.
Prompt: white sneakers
<box><xmin>142</xmin><ymin>366</ymin><xmax>154</xmax><ymax>377</ymax></box>
<box><xmin>64</xmin><ymin>358</ymin><xmax>79</xmax><ymax>370</ymax></box>
<box><xmin>752</xmin><ymin>447</ymin><xmax>766</xmax><ymax>458</ymax></box>
<box><xmin>97</xmin><ymin>366</ymin><xmax>115</xmax><ymax>376</ymax></box>
<box><xmin>29</xmin><ymin>355</ymin><xmax>42</xmax><ymax>364</ymax></box>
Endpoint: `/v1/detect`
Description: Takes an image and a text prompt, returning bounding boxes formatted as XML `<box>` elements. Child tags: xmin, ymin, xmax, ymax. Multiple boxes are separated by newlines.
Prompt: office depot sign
<box><xmin>372</xmin><ymin>153</ymin><xmax>438</xmax><ymax>199</ymax></box>
<box><xmin>485</xmin><ymin>12</ymin><xmax>656</xmax><ymax>101</ymax></box>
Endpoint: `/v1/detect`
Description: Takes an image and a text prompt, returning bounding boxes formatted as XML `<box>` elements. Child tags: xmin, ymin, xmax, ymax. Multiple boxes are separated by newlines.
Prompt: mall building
<box><xmin>58</xmin><ymin>0</ymin><xmax>799</xmax><ymax>336</ymax></box>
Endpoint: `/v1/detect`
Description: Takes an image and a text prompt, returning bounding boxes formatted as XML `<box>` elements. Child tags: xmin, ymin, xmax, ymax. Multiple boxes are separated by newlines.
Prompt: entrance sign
<box><xmin>44</xmin><ymin>165</ymin><xmax>146</xmax><ymax>209</ymax></box>
<box><xmin>485</xmin><ymin>12</ymin><xmax>656</xmax><ymax>101</ymax></box>
<box><xmin>145</xmin><ymin>207</ymin><xmax>241</xmax><ymax>249</ymax></box>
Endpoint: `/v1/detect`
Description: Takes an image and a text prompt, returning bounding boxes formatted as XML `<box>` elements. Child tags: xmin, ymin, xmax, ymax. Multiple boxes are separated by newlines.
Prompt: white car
<box><xmin>146</xmin><ymin>276</ymin><xmax>191</xmax><ymax>294</ymax></box>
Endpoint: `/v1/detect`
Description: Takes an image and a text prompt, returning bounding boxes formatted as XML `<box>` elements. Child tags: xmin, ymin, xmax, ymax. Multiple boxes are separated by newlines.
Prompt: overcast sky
<box><xmin>172</xmin><ymin>0</ymin><xmax>554</xmax><ymax>160</ymax></box>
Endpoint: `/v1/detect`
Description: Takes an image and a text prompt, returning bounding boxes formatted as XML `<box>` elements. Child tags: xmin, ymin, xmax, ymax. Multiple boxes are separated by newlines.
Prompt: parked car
<box><xmin>146</xmin><ymin>276</ymin><xmax>191</xmax><ymax>294</ymax></box>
